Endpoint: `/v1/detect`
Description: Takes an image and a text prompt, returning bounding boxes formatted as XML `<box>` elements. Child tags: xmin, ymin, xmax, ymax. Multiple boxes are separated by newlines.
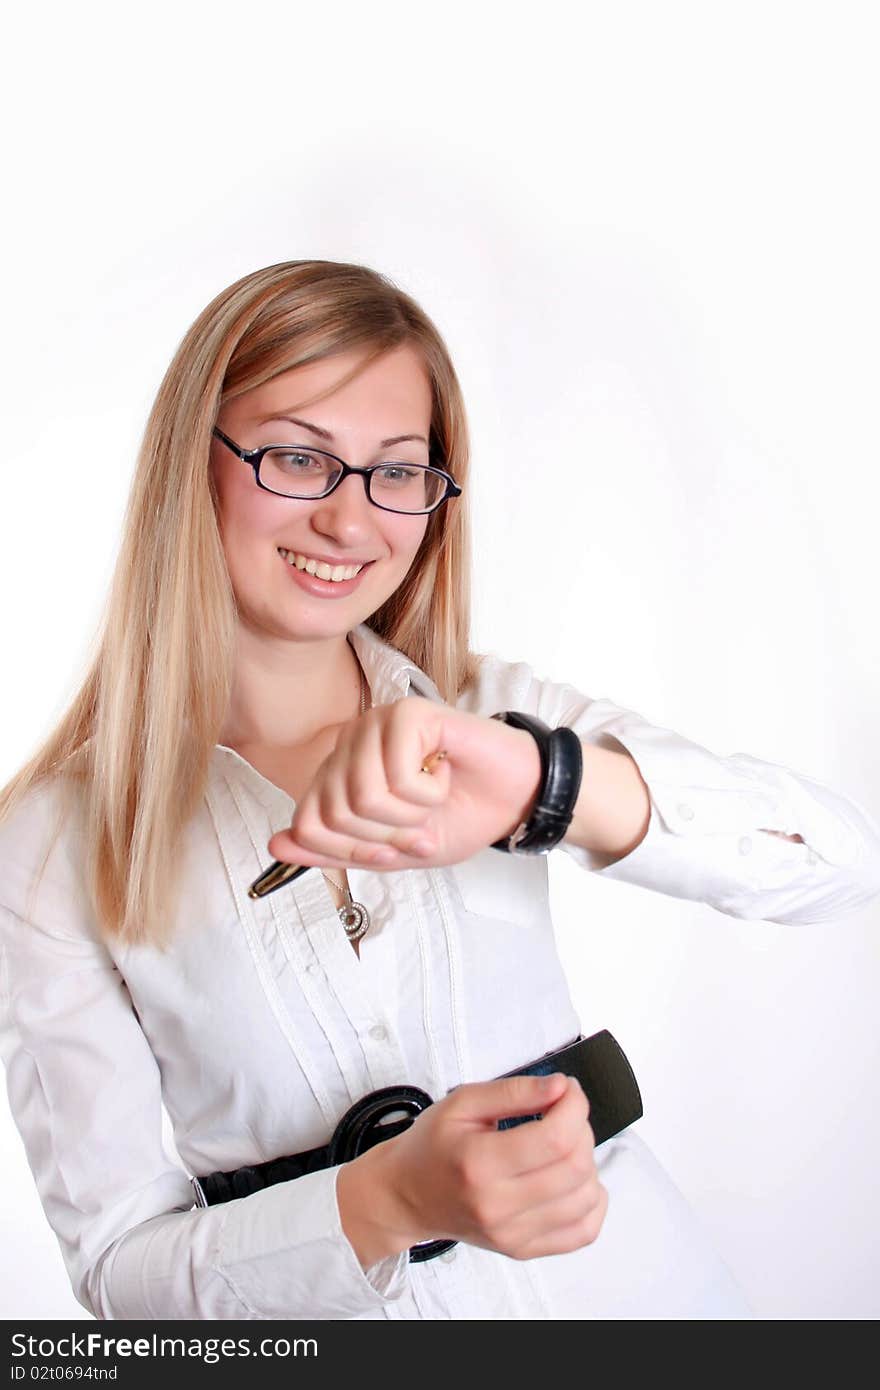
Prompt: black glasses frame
<box><xmin>212</xmin><ymin>427</ymin><xmax>462</xmax><ymax>515</ymax></box>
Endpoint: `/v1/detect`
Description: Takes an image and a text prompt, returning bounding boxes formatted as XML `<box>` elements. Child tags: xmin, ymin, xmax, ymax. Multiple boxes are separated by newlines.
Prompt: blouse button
<box><xmin>439</xmin><ymin>1248</ymin><xmax>457</xmax><ymax>1263</ymax></box>
<box><xmin>738</xmin><ymin>836</ymin><xmax>752</xmax><ymax>856</ymax></box>
<box><xmin>677</xmin><ymin>803</ymin><xmax>695</xmax><ymax>822</ymax></box>
<box><xmin>368</xmin><ymin>1024</ymin><xmax>388</xmax><ymax>1042</ymax></box>
<box><xmin>807</xmin><ymin>850</ymin><xmax>818</xmax><ymax>866</ymax></box>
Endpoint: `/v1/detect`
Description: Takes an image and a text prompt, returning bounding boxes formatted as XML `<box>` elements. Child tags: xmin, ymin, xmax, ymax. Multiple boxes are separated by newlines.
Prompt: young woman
<box><xmin>1</xmin><ymin>260</ymin><xmax>877</xmax><ymax>1321</ymax></box>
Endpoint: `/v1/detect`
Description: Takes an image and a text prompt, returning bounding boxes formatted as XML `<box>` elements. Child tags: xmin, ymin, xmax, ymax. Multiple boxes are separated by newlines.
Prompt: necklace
<box><xmin>320</xmin><ymin>655</ymin><xmax>372</xmax><ymax>945</ymax></box>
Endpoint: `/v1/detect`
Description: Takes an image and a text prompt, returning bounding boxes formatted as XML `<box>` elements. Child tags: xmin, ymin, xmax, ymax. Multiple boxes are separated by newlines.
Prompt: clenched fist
<box><xmin>336</xmin><ymin>1071</ymin><xmax>609</xmax><ymax>1268</ymax></box>
<box><xmin>267</xmin><ymin>695</ymin><xmax>545</xmax><ymax>873</ymax></box>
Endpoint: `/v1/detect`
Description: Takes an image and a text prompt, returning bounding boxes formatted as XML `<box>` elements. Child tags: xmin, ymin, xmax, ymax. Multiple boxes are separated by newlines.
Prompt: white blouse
<box><xmin>2</xmin><ymin>622</ymin><xmax>879</xmax><ymax>1321</ymax></box>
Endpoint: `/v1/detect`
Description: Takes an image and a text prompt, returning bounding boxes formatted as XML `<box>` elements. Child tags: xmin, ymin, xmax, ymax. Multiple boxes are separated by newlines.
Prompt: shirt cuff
<box><xmin>213</xmin><ymin>1163</ymin><xmax>410</xmax><ymax>1319</ymax></box>
<box><xmin>557</xmin><ymin>706</ymin><xmax>880</xmax><ymax>924</ymax></box>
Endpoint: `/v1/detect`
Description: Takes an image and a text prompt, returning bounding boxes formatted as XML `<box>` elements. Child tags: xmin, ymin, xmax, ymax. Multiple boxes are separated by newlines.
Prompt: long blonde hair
<box><xmin>0</xmin><ymin>260</ymin><xmax>481</xmax><ymax>950</ymax></box>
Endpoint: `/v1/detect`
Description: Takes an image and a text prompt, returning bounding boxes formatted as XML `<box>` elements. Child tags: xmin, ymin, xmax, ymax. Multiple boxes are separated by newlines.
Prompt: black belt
<box><xmin>190</xmin><ymin>1029</ymin><xmax>643</xmax><ymax>1263</ymax></box>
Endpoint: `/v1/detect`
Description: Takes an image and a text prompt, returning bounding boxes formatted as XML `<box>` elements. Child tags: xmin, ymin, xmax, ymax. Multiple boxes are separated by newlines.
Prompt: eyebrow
<box><xmin>256</xmin><ymin>414</ymin><xmax>429</xmax><ymax>449</ymax></box>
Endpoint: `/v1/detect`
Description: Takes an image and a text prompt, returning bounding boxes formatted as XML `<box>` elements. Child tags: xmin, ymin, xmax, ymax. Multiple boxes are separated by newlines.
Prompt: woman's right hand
<box><xmin>336</xmin><ymin>1072</ymin><xmax>608</xmax><ymax>1269</ymax></box>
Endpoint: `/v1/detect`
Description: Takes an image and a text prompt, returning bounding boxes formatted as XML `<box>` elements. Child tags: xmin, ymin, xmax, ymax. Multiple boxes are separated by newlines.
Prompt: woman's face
<box><xmin>210</xmin><ymin>343</ymin><xmax>434</xmax><ymax>644</ymax></box>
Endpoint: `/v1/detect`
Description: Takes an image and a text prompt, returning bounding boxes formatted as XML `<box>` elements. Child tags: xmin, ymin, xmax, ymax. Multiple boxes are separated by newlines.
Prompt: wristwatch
<box><xmin>489</xmin><ymin>711</ymin><xmax>584</xmax><ymax>855</ymax></box>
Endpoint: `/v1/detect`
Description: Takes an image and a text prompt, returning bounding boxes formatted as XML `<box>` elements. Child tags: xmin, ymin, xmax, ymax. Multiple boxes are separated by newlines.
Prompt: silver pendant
<box><xmin>338</xmin><ymin>898</ymin><xmax>370</xmax><ymax>942</ymax></box>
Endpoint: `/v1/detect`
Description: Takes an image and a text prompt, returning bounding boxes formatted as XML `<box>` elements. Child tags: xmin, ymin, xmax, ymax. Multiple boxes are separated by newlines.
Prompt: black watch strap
<box><xmin>489</xmin><ymin>711</ymin><xmax>583</xmax><ymax>854</ymax></box>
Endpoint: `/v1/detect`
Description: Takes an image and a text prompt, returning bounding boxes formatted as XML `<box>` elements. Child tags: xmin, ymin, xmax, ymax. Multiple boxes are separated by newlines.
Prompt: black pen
<box><xmin>248</xmin><ymin>860</ymin><xmax>311</xmax><ymax>900</ymax></box>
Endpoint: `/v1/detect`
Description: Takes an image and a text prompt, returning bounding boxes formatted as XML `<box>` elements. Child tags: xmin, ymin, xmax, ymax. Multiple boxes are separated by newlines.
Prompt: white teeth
<box><xmin>278</xmin><ymin>549</ymin><xmax>364</xmax><ymax>582</ymax></box>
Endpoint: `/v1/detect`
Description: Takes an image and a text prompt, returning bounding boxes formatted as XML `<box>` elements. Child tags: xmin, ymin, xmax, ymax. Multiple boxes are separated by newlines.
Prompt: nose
<box><xmin>308</xmin><ymin>471</ymin><xmax>379</xmax><ymax>549</ymax></box>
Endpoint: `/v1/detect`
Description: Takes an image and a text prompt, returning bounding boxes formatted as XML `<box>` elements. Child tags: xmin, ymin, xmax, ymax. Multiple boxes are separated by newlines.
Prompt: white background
<box><xmin>1</xmin><ymin>0</ymin><xmax>878</xmax><ymax>1320</ymax></box>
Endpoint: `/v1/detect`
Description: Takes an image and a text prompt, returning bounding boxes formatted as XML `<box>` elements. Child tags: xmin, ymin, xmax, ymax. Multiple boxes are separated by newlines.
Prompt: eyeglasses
<box><xmin>212</xmin><ymin>427</ymin><xmax>462</xmax><ymax>516</ymax></box>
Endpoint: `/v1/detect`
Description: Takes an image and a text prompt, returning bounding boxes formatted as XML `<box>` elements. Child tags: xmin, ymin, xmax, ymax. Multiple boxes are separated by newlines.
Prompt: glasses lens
<box><xmin>260</xmin><ymin>448</ymin><xmax>342</xmax><ymax>497</ymax></box>
<box><xmin>259</xmin><ymin>449</ymin><xmax>450</xmax><ymax>511</ymax></box>
<box><xmin>369</xmin><ymin>465</ymin><xmax>447</xmax><ymax>513</ymax></box>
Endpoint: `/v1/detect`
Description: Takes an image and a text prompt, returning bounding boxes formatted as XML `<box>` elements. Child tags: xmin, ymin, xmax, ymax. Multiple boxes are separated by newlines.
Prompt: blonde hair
<box><xmin>0</xmin><ymin>260</ymin><xmax>481</xmax><ymax>950</ymax></box>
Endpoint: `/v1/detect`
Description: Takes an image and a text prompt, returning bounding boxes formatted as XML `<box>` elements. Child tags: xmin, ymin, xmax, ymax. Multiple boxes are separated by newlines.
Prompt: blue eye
<box><xmin>278</xmin><ymin>453</ymin><xmax>323</xmax><ymax>471</ymax></box>
<box><xmin>376</xmin><ymin>466</ymin><xmax>419</xmax><ymax>485</ymax></box>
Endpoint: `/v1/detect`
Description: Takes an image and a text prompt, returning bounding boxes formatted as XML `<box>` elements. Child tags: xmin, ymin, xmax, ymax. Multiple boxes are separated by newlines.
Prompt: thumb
<box><xmin>447</xmin><ymin>1072</ymin><xmax>568</xmax><ymax>1124</ymax></box>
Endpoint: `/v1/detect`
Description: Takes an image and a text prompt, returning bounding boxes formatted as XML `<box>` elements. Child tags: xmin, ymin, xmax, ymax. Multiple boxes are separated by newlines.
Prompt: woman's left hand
<box><xmin>267</xmin><ymin>696</ymin><xmax>543</xmax><ymax>872</ymax></box>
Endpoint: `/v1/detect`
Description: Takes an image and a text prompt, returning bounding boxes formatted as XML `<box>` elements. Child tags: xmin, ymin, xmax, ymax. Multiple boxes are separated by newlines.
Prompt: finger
<box><xmin>264</xmin><ymin>831</ymin><xmax>378</xmax><ymax>870</ymax></box>
<box><xmin>292</xmin><ymin>717</ymin><xmax>439</xmax><ymax>854</ymax></box>
<box><xmin>273</xmin><ymin>749</ymin><xmax>426</xmax><ymax>869</ymax></box>
<box><xmin>381</xmin><ymin>706</ymin><xmax>452</xmax><ymax>810</ymax></box>
<box><xmin>279</xmin><ymin>706</ymin><xmax>453</xmax><ymax>863</ymax></box>
<box><xmin>336</xmin><ymin>709</ymin><xmax>450</xmax><ymax>840</ymax></box>
<box><xmin>318</xmin><ymin>756</ymin><xmax>431</xmax><ymax>845</ymax></box>
<box><xmin>490</xmin><ymin>1077</ymin><xmax>592</xmax><ymax>1178</ymax></box>
<box><xmin>266</xmin><ymin>731</ymin><xmax>407</xmax><ymax>867</ymax></box>
<box><xmin>445</xmin><ymin>1073</ymin><xmax>569</xmax><ymax>1126</ymax></box>
<box><xmin>501</xmin><ymin>1137</ymin><xmax>599</xmax><ymax>1215</ymax></box>
<box><xmin>340</xmin><ymin>714</ymin><xmax>444</xmax><ymax>831</ymax></box>
<box><xmin>267</xmin><ymin>825</ymin><xmax>433</xmax><ymax>870</ymax></box>
<box><xmin>508</xmin><ymin>1182</ymin><xmax>609</xmax><ymax>1260</ymax></box>
<box><xmin>302</xmin><ymin>755</ymin><xmax>435</xmax><ymax>860</ymax></box>
<box><xmin>462</xmin><ymin>1121</ymin><xmax>597</xmax><ymax>1220</ymax></box>
<box><xmin>455</xmin><ymin>1136</ymin><xmax>603</xmax><ymax>1256</ymax></box>
<box><xmin>491</xmin><ymin>1166</ymin><xmax>604</xmax><ymax>1250</ymax></box>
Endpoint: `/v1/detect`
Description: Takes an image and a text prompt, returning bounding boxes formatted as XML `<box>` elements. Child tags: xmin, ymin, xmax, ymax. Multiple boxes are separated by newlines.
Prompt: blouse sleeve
<box><xmin>0</xmin><ymin>785</ymin><xmax>410</xmax><ymax>1321</ymax></box>
<box><xmin>510</xmin><ymin>667</ymin><xmax>880</xmax><ymax>926</ymax></box>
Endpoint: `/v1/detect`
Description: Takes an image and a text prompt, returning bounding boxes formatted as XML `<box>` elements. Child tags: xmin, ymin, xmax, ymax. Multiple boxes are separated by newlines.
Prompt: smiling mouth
<box><xmin>276</xmin><ymin>547</ymin><xmax>374</xmax><ymax>582</ymax></box>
